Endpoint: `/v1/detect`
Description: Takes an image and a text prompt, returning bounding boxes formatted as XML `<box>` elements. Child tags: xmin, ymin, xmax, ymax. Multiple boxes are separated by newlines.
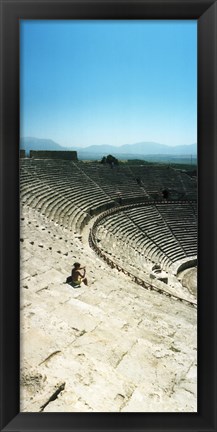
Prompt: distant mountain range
<box><xmin>78</xmin><ymin>142</ymin><xmax>197</xmax><ymax>155</ymax></box>
<box><xmin>20</xmin><ymin>137</ymin><xmax>197</xmax><ymax>157</ymax></box>
<box><xmin>20</xmin><ymin>137</ymin><xmax>65</xmax><ymax>154</ymax></box>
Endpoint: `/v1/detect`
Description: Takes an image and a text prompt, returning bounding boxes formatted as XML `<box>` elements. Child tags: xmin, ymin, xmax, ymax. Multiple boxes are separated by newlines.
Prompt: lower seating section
<box><xmin>20</xmin><ymin>204</ymin><xmax>197</xmax><ymax>413</ymax></box>
<box><xmin>155</xmin><ymin>203</ymin><xmax>197</xmax><ymax>256</ymax></box>
<box><xmin>95</xmin><ymin>203</ymin><xmax>197</xmax><ymax>272</ymax></box>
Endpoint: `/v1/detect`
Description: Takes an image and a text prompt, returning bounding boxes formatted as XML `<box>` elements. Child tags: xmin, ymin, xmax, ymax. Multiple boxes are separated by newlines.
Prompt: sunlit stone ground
<box><xmin>20</xmin><ymin>205</ymin><xmax>197</xmax><ymax>412</ymax></box>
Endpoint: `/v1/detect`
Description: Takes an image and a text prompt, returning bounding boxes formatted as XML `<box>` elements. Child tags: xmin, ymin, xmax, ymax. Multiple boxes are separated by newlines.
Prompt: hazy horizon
<box><xmin>20</xmin><ymin>20</ymin><xmax>197</xmax><ymax>148</ymax></box>
<box><xmin>21</xmin><ymin>136</ymin><xmax>197</xmax><ymax>149</ymax></box>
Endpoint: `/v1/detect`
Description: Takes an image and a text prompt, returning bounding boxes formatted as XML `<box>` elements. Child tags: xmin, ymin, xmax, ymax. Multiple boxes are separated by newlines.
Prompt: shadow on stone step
<box><xmin>65</xmin><ymin>275</ymin><xmax>81</xmax><ymax>289</ymax></box>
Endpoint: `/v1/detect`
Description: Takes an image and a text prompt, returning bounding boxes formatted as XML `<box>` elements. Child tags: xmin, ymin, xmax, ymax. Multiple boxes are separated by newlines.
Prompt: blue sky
<box><xmin>20</xmin><ymin>20</ymin><xmax>197</xmax><ymax>148</ymax></box>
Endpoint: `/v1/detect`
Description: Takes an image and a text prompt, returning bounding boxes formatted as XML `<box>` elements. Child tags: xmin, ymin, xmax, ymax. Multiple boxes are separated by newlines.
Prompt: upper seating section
<box><xmin>77</xmin><ymin>162</ymin><xmax>149</xmax><ymax>201</ymax></box>
<box><xmin>20</xmin><ymin>159</ymin><xmax>114</xmax><ymax>232</ymax></box>
<box><xmin>20</xmin><ymin>159</ymin><xmax>197</xmax><ymax>233</ymax></box>
<box><xmin>126</xmin><ymin>165</ymin><xmax>197</xmax><ymax>200</ymax></box>
<box><xmin>78</xmin><ymin>163</ymin><xmax>197</xmax><ymax>201</ymax></box>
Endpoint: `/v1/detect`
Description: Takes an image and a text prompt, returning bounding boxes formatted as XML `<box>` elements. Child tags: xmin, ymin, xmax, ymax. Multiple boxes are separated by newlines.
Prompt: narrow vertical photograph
<box><xmin>20</xmin><ymin>20</ymin><xmax>197</xmax><ymax>412</ymax></box>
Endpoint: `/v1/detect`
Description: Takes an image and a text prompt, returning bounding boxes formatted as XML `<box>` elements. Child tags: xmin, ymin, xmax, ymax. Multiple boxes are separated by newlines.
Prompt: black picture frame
<box><xmin>0</xmin><ymin>0</ymin><xmax>216</xmax><ymax>431</ymax></box>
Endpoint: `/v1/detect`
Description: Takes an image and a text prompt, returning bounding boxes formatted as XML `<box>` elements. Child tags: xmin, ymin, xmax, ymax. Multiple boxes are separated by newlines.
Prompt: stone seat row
<box><xmin>23</xmin><ymin>191</ymin><xmax>109</xmax><ymax>232</ymax></box>
<box><xmin>20</xmin><ymin>161</ymin><xmax>118</xmax><ymax>231</ymax></box>
<box><xmin>97</xmin><ymin>225</ymin><xmax>189</xmax><ymax>273</ymax></box>
<box><xmin>128</xmin><ymin>166</ymin><xmax>196</xmax><ymax>198</ymax></box>
<box><xmin>126</xmin><ymin>204</ymin><xmax>197</xmax><ymax>256</ymax></box>
<box><xmin>95</xmin><ymin>204</ymin><xmax>196</xmax><ymax>271</ymax></box>
<box><xmin>20</xmin><ymin>160</ymin><xmax>196</xmax><ymax>212</ymax></box>
<box><xmin>21</xmin><ymin>182</ymin><xmax>115</xmax><ymax>233</ymax></box>
<box><xmin>154</xmin><ymin>204</ymin><xmax>197</xmax><ymax>255</ymax></box>
<box><xmin>98</xmin><ymin>218</ymin><xmax>174</xmax><ymax>267</ymax></box>
<box><xmin>76</xmin><ymin>164</ymin><xmax>173</xmax><ymax>201</ymax></box>
<box><xmin>20</xmin><ymin>160</ymin><xmax>197</xmax><ymax>243</ymax></box>
<box><xmin>96</xmin><ymin>226</ymin><xmax>175</xmax><ymax>272</ymax></box>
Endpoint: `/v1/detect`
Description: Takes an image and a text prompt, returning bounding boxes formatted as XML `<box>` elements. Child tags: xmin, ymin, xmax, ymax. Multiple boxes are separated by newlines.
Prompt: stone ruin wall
<box><xmin>30</xmin><ymin>150</ymin><xmax>78</xmax><ymax>160</ymax></box>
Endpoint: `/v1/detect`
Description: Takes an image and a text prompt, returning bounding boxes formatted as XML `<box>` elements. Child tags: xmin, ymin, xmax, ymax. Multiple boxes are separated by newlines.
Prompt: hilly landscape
<box><xmin>80</xmin><ymin>142</ymin><xmax>197</xmax><ymax>155</ymax></box>
<box><xmin>20</xmin><ymin>137</ymin><xmax>65</xmax><ymax>154</ymax></box>
<box><xmin>20</xmin><ymin>137</ymin><xmax>197</xmax><ymax>163</ymax></box>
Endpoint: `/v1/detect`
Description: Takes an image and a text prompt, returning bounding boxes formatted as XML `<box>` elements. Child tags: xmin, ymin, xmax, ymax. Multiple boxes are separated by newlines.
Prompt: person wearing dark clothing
<box><xmin>162</xmin><ymin>189</ymin><xmax>169</xmax><ymax>199</ymax></box>
<box><xmin>136</xmin><ymin>177</ymin><xmax>141</xmax><ymax>186</ymax></box>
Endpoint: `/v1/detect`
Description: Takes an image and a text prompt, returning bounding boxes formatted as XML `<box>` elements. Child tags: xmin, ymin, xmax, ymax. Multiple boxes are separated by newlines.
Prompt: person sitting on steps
<box><xmin>71</xmin><ymin>262</ymin><xmax>88</xmax><ymax>286</ymax></box>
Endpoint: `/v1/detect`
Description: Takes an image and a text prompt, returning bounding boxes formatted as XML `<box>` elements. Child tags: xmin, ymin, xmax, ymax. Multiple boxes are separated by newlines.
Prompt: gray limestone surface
<box><xmin>20</xmin><ymin>205</ymin><xmax>197</xmax><ymax>412</ymax></box>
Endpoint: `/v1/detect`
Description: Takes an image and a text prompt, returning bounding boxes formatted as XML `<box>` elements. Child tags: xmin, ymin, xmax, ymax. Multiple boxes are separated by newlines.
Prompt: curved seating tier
<box><xmin>76</xmin><ymin>162</ymin><xmax>149</xmax><ymax>201</ymax></box>
<box><xmin>20</xmin><ymin>159</ymin><xmax>115</xmax><ymax>232</ymax></box>
<box><xmin>20</xmin><ymin>159</ymin><xmax>197</xmax><ymax>237</ymax></box>
<box><xmin>20</xmin><ymin>204</ymin><xmax>197</xmax><ymax>412</ymax></box>
<box><xmin>125</xmin><ymin>165</ymin><xmax>197</xmax><ymax>200</ymax></box>
<box><xmin>94</xmin><ymin>202</ymin><xmax>197</xmax><ymax>272</ymax></box>
<box><xmin>76</xmin><ymin>162</ymin><xmax>197</xmax><ymax>201</ymax></box>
